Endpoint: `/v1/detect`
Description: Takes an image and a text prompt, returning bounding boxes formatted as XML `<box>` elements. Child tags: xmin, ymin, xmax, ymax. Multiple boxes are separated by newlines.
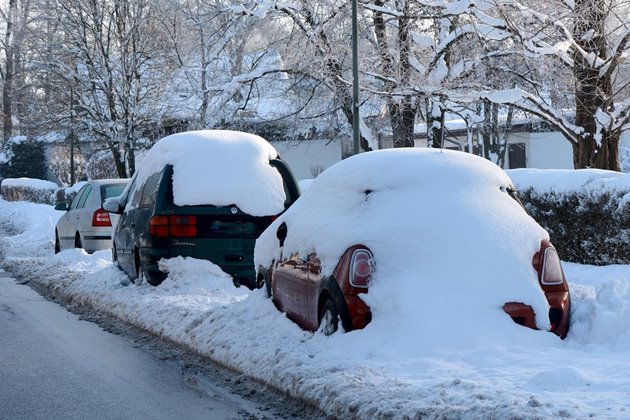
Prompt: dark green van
<box><xmin>104</xmin><ymin>159</ymin><xmax>299</xmax><ymax>288</ymax></box>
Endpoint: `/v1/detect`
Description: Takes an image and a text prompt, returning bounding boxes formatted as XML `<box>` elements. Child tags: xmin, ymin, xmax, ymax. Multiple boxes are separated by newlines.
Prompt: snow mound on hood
<box><xmin>133</xmin><ymin>130</ymin><xmax>285</xmax><ymax>216</ymax></box>
<box><xmin>256</xmin><ymin>148</ymin><xmax>557</xmax><ymax>354</ymax></box>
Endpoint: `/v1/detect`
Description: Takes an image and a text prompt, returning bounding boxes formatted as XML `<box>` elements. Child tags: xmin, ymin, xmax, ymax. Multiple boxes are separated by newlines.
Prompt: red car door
<box><xmin>272</xmin><ymin>253</ymin><xmax>318</xmax><ymax>331</ymax></box>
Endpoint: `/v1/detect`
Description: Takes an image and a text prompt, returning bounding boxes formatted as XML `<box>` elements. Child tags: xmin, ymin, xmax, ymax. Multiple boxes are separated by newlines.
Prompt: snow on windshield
<box><xmin>130</xmin><ymin>130</ymin><xmax>286</xmax><ymax>216</ymax></box>
<box><xmin>255</xmin><ymin>148</ymin><xmax>556</xmax><ymax>353</ymax></box>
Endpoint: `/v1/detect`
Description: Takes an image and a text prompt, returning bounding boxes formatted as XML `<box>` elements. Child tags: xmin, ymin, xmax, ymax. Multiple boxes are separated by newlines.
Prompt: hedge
<box><xmin>0</xmin><ymin>178</ymin><xmax>58</xmax><ymax>205</ymax></box>
<box><xmin>508</xmin><ymin>169</ymin><xmax>630</xmax><ymax>265</ymax></box>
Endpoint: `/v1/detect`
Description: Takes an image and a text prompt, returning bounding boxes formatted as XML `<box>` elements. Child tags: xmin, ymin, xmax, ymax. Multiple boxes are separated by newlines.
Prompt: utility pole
<box><xmin>69</xmin><ymin>85</ymin><xmax>75</xmax><ymax>186</ymax></box>
<box><xmin>351</xmin><ymin>0</ymin><xmax>360</xmax><ymax>155</ymax></box>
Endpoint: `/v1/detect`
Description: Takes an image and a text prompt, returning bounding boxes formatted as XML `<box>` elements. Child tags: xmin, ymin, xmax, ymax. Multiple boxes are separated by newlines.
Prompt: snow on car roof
<box><xmin>131</xmin><ymin>130</ymin><xmax>286</xmax><ymax>216</ymax></box>
<box><xmin>255</xmin><ymin>148</ymin><xmax>558</xmax><ymax>352</ymax></box>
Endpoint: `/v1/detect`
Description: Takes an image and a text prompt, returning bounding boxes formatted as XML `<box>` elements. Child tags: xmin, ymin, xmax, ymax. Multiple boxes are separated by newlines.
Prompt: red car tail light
<box><xmin>349</xmin><ymin>249</ymin><xmax>374</xmax><ymax>288</ymax></box>
<box><xmin>92</xmin><ymin>208</ymin><xmax>112</xmax><ymax>227</ymax></box>
<box><xmin>149</xmin><ymin>215</ymin><xmax>197</xmax><ymax>237</ymax></box>
<box><xmin>149</xmin><ymin>215</ymin><xmax>170</xmax><ymax>236</ymax></box>
<box><xmin>541</xmin><ymin>246</ymin><xmax>565</xmax><ymax>286</ymax></box>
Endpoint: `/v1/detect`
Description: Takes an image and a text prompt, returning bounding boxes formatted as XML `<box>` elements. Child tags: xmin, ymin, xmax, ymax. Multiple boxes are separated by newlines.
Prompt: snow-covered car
<box><xmin>103</xmin><ymin>130</ymin><xmax>300</xmax><ymax>287</ymax></box>
<box><xmin>255</xmin><ymin>148</ymin><xmax>571</xmax><ymax>339</ymax></box>
<box><xmin>54</xmin><ymin>179</ymin><xmax>129</xmax><ymax>254</ymax></box>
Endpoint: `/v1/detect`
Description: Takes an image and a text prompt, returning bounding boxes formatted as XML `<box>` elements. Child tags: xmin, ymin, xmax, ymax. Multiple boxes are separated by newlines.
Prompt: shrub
<box><xmin>0</xmin><ymin>178</ymin><xmax>58</xmax><ymax>204</ymax></box>
<box><xmin>0</xmin><ymin>137</ymin><xmax>47</xmax><ymax>179</ymax></box>
<box><xmin>508</xmin><ymin>169</ymin><xmax>630</xmax><ymax>265</ymax></box>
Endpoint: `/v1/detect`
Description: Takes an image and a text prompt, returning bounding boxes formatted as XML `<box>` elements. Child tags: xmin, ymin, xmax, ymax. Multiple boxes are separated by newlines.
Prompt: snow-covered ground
<box><xmin>1</xmin><ymin>198</ymin><xmax>630</xmax><ymax>418</ymax></box>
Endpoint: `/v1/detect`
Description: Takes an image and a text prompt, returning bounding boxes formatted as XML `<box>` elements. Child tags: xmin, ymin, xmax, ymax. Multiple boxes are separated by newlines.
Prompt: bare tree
<box><xmin>486</xmin><ymin>0</ymin><xmax>629</xmax><ymax>170</ymax></box>
<box><xmin>53</xmin><ymin>0</ymin><xmax>173</xmax><ymax>177</ymax></box>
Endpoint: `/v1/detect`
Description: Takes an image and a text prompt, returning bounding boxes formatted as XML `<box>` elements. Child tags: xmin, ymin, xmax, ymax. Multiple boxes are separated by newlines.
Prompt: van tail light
<box><xmin>538</xmin><ymin>245</ymin><xmax>565</xmax><ymax>286</ymax></box>
<box><xmin>149</xmin><ymin>215</ymin><xmax>169</xmax><ymax>237</ymax></box>
<box><xmin>149</xmin><ymin>215</ymin><xmax>197</xmax><ymax>237</ymax></box>
<box><xmin>92</xmin><ymin>208</ymin><xmax>112</xmax><ymax>227</ymax></box>
<box><xmin>349</xmin><ymin>249</ymin><xmax>375</xmax><ymax>288</ymax></box>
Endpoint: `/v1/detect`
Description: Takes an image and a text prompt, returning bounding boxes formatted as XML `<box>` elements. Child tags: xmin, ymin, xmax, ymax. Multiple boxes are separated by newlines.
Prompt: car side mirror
<box><xmin>276</xmin><ymin>222</ymin><xmax>288</xmax><ymax>247</ymax></box>
<box><xmin>102</xmin><ymin>197</ymin><xmax>123</xmax><ymax>214</ymax></box>
<box><xmin>54</xmin><ymin>202</ymin><xmax>68</xmax><ymax>211</ymax></box>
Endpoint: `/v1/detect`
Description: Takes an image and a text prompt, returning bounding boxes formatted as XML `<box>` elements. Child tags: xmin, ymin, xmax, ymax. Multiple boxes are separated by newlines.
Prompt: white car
<box><xmin>54</xmin><ymin>179</ymin><xmax>129</xmax><ymax>253</ymax></box>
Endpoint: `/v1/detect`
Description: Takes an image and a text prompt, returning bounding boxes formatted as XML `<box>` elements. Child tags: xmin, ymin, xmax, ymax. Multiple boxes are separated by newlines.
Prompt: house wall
<box><xmin>524</xmin><ymin>132</ymin><xmax>574</xmax><ymax>169</ymax></box>
<box><xmin>271</xmin><ymin>138</ymin><xmax>343</xmax><ymax>181</ymax></box>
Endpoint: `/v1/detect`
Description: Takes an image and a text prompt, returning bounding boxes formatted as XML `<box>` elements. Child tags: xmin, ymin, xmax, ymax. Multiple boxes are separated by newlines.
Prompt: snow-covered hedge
<box><xmin>0</xmin><ymin>177</ymin><xmax>58</xmax><ymax>204</ymax></box>
<box><xmin>507</xmin><ymin>169</ymin><xmax>630</xmax><ymax>265</ymax></box>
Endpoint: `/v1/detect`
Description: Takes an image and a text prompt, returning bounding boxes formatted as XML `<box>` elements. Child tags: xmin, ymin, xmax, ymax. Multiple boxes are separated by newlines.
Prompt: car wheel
<box><xmin>112</xmin><ymin>244</ymin><xmax>118</xmax><ymax>263</ymax></box>
<box><xmin>258</xmin><ymin>267</ymin><xmax>272</xmax><ymax>298</ymax></box>
<box><xmin>74</xmin><ymin>233</ymin><xmax>82</xmax><ymax>249</ymax></box>
<box><xmin>319</xmin><ymin>298</ymin><xmax>339</xmax><ymax>336</ymax></box>
<box><xmin>54</xmin><ymin>232</ymin><xmax>61</xmax><ymax>254</ymax></box>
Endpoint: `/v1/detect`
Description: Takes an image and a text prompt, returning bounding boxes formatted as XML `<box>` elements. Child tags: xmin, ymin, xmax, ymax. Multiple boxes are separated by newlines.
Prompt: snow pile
<box><xmin>129</xmin><ymin>130</ymin><xmax>286</xmax><ymax>216</ymax></box>
<box><xmin>257</xmin><ymin>148</ymin><xmax>554</xmax><ymax>352</ymax></box>
<box><xmin>2</xmin><ymin>186</ymin><xmax>630</xmax><ymax>417</ymax></box>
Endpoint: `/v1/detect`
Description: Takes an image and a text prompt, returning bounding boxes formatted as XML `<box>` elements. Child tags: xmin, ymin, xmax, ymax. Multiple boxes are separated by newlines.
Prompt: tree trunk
<box><xmin>2</xmin><ymin>0</ymin><xmax>17</xmax><ymax>143</ymax></box>
<box><xmin>571</xmin><ymin>0</ymin><xmax>619</xmax><ymax>170</ymax></box>
<box><xmin>373</xmin><ymin>0</ymin><xmax>415</xmax><ymax>148</ymax></box>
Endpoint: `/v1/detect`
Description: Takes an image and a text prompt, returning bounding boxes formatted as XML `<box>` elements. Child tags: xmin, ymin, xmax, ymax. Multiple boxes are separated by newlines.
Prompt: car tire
<box><xmin>319</xmin><ymin>298</ymin><xmax>339</xmax><ymax>336</ymax></box>
<box><xmin>258</xmin><ymin>267</ymin><xmax>272</xmax><ymax>298</ymax></box>
<box><xmin>112</xmin><ymin>244</ymin><xmax>118</xmax><ymax>263</ymax></box>
<box><xmin>74</xmin><ymin>233</ymin><xmax>82</xmax><ymax>249</ymax></box>
<box><xmin>54</xmin><ymin>233</ymin><xmax>61</xmax><ymax>254</ymax></box>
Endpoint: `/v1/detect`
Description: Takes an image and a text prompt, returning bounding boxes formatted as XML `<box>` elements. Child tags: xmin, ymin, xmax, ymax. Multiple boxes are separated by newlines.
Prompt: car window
<box><xmin>76</xmin><ymin>184</ymin><xmax>93</xmax><ymax>209</ymax></box>
<box><xmin>101</xmin><ymin>184</ymin><xmax>127</xmax><ymax>199</ymax></box>
<box><xmin>69</xmin><ymin>185</ymin><xmax>88</xmax><ymax>210</ymax></box>
<box><xmin>140</xmin><ymin>172</ymin><xmax>162</xmax><ymax>208</ymax></box>
<box><xmin>129</xmin><ymin>178</ymin><xmax>144</xmax><ymax>209</ymax></box>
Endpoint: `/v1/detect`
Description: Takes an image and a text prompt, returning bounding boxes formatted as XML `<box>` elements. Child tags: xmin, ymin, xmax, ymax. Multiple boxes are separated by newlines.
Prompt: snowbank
<box><xmin>2</xmin><ymin>193</ymin><xmax>630</xmax><ymax>418</ymax></box>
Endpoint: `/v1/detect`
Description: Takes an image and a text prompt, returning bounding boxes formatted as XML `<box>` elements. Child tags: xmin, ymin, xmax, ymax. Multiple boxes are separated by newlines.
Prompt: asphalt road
<box><xmin>0</xmin><ymin>270</ymin><xmax>304</xmax><ymax>420</ymax></box>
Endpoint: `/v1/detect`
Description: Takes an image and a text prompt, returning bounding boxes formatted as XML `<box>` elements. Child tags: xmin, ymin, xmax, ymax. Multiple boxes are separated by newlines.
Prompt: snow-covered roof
<box><xmin>255</xmin><ymin>148</ymin><xmax>556</xmax><ymax>352</ymax></box>
<box><xmin>130</xmin><ymin>130</ymin><xmax>286</xmax><ymax>216</ymax></box>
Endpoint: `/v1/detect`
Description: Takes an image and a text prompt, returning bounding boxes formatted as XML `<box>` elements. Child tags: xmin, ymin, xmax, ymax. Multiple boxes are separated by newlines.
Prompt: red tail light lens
<box><xmin>541</xmin><ymin>247</ymin><xmax>565</xmax><ymax>285</ymax></box>
<box><xmin>350</xmin><ymin>249</ymin><xmax>374</xmax><ymax>288</ymax></box>
<box><xmin>149</xmin><ymin>215</ymin><xmax>197</xmax><ymax>237</ymax></box>
<box><xmin>92</xmin><ymin>208</ymin><xmax>112</xmax><ymax>227</ymax></box>
<box><xmin>149</xmin><ymin>215</ymin><xmax>169</xmax><ymax>237</ymax></box>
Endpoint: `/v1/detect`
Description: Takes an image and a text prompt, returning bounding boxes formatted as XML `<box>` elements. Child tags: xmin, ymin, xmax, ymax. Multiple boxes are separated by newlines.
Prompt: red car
<box><xmin>255</xmin><ymin>149</ymin><xmax>571</xmax><ymax>339</ymax></box>
<box><xmin>259</xmin><ymin>233</ymin><xmax>570</xmax><ymax>338</ymax></box>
